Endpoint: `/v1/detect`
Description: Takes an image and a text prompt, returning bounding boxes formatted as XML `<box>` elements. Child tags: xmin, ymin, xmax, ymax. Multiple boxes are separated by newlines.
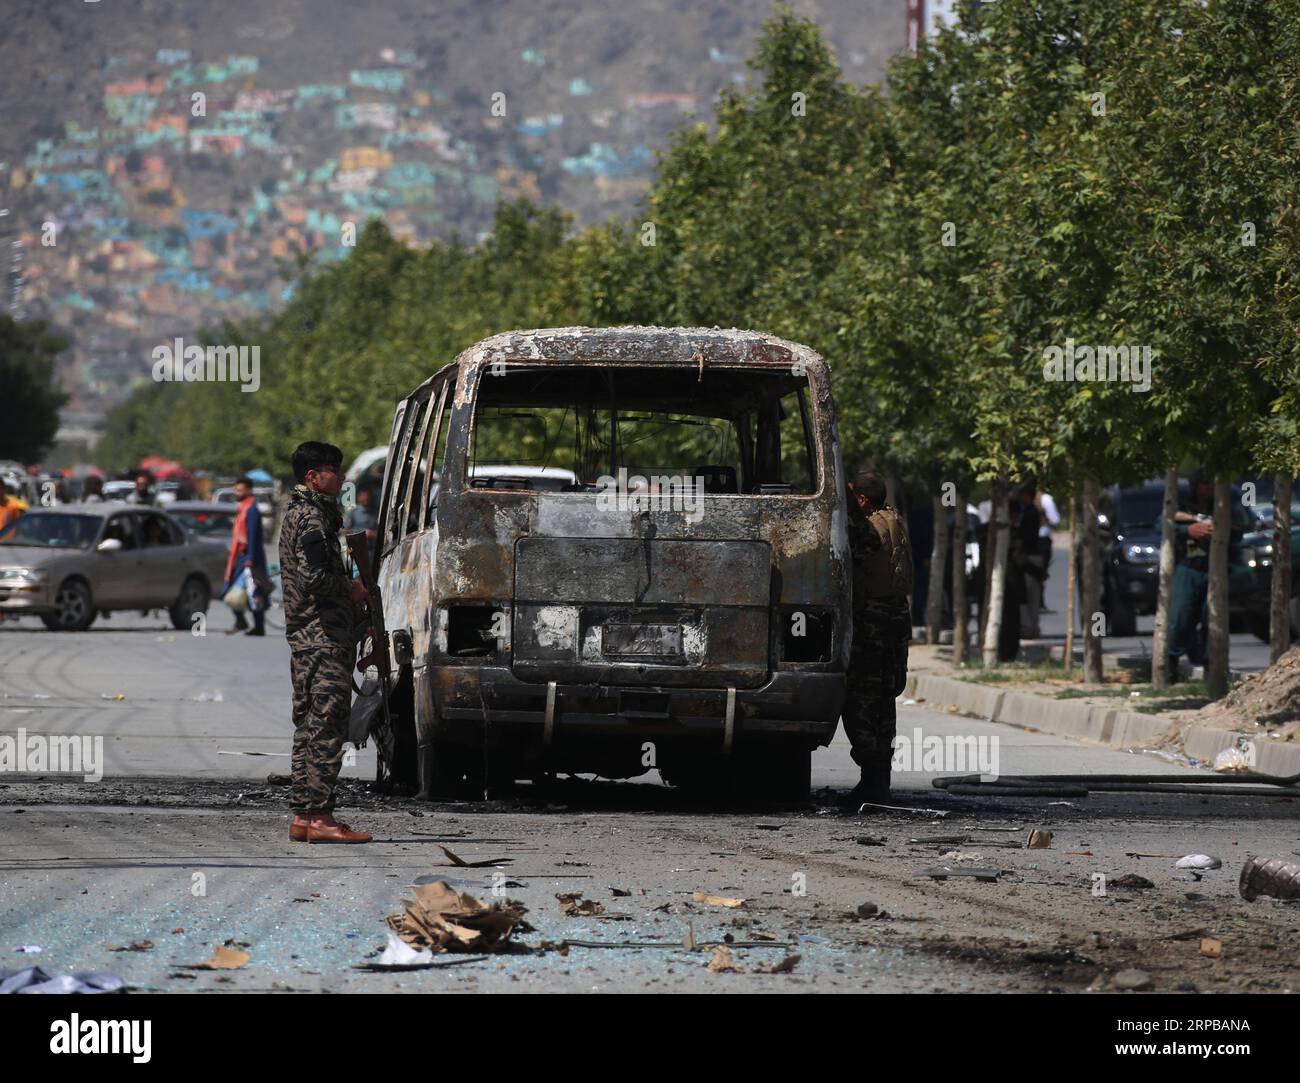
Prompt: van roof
<box><xmin>434</xmin><ymin>326</ymin><xmax>825</xmax><ymax>387</ymax></box>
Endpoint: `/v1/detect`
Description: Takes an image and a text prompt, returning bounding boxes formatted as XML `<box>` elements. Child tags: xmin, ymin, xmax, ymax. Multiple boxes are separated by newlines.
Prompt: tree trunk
<box><xmin>1205</xmin><ymin>478</ymin><xmax>1232</xmax><ymax>700</ymax></box>
<box><xmin>1081</xmin><ymin>477</ymin><xmax>1103</xmax><ymax>684</ymax></box>
<box><xmin>952</xmin><ymin>490</ymin><xmax>969</xmax><ymax>665</ymax></box>
<box><xmin>1151</xmin><ymin>468</ymin><xmax>1179</xmax><ymax>688</ymax></box>
<box><xmin>1064</xmin><ymin>491</ymin><xmax>1077</xmax><ymax>675</ymax></box>
<box><xmin>982</xmin><ymin>478</ymin><xmax>1010</xmax><ymax>669</ymax></box>
<box><xmin>979</xmin><ymin>502</ymin><xmax>994</xmax><ymax>647</ymax></box>
<box><xmin>925</xmin><ymin>491</ymin><xmax>950</xmax><ymax>645</ymax></box>
<box><xmin>1271</xmin><ymin>475</ymin><xmax>1293</xmax><ymax>665</ymax></box>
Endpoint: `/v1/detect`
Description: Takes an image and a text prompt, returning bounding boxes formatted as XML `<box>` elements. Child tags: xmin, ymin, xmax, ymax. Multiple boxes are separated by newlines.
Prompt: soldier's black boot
<box><xmin>838</xmin><ymin>753</ymin><xmax>893</xmax><ymax>811</ymax></box>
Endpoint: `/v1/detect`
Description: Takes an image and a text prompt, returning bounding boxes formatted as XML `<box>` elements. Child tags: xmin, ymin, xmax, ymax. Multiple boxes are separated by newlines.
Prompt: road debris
<box><xmin>356</xmin><ymin>931</ymin><xmax>488</xmax><ymax>972</ymax></box>
<box><xmin>692</xmin><ymin>891</ymin><xmax>746</xmax><ymax>908</ymax></box>
<box><xmin>0</xmin><ymin>968</ymin><xmax>126</xmax><ymax>994</ymax></box>
<box><xmin>1238</xmin><ymin>855</ymin><xmax>1300</xmax><ymax>901</ymax></box>
<box><xmin>439</xmin><ymin>845</ymin><xmax>511</xmax><ymax>868</ymax></box>
<box><xmin>373</xmin><ymin>931</ymin><xmax>434</xmax><ymax>968</ymax></box>
<box><xmin>922</xmin><ymin>866</ymin><xmax>1002</xmax><ymax>882</ymax></box>
<box><xmin>557</xmin><ymin>892</ymin><xmax>603</xmax><ymax>917</ymax></box>
<box><xmin>1026</xmin><ymin>829</ymin><xmax>1053</xmax><ymax>849</ymax></box>
<box><xmin>1111</xmin><ymin>874</ymin><xmax>1154</xmax><ymax>891</ymax></box>
<box><xmin>1176</xmin><ymin>854</ymin><xmax>1222</xmax><ymax>880</ymax></box>
<box><xmin>387</xmin><ymin>882</ymin><xmax>529</xmax><ymax>952</ymax></box>
<box><xmin>1212</xmin><ymin>746</ymin><xmax>1251</xmax><ymax>773</ymax></box>
<box><xmin>106</xmin><ymin>939</ymin><xmax>153</xmax><ymax>952</ymax></box>
<box><xmin>858</xmin><ymin>801</ymin><xmax>949</xmax><ymax>817</ymax></box>
<box><xmin>705</xmin><ymin>946</ymin><xmax>745</xmax><ymax>973</ymax></box>
<box><xmin>1199</xmin><ymin>937</ymin><xmax>1223</xmax><ymax>959</ymax></box>
<box><xmin>939</xmin><ymin>850</ymin><xmax>983</xmax><ymax>863</ymax></box>
<box><xmin>755</xmin><ymin>954</ymin><xmax>801</xmax><ymax>974</ymax></box>
<box><xmin>14</xmin><ymin>945</ymin><xmax>42</xmax><ymax>954</ymax></box>
<box><xmin>188</xmin><ymin>942</ymin><xmax>250</xmax><ymax>970</ymax></box>
<box><xmin>1112</xmin><ymin>968</ymin><xmax>1153</xmax><ymax>991</ymax></box>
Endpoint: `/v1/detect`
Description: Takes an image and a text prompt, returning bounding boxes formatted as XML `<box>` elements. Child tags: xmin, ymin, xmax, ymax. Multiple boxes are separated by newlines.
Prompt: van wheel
<box><xmin>169</xmin><ymin>576</ymin><xmax>209</xmax><ymax>630</ymax></box>
<box><xmin>42</xmin><ymin>579</ymin><xmax>95</xmax><ymax>631</ymax></box>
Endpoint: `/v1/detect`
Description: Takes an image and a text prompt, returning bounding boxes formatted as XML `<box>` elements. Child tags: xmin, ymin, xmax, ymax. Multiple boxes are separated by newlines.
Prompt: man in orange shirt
<box><xmin>0</xmin><ymin>481</ymin><xmax>25</xmax><ymax>534</ymax></box>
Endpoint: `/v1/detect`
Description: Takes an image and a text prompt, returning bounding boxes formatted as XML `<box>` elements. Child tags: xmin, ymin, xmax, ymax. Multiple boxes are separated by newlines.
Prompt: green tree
<box><xmin>0</xmin><ymin>315</ymin><xmax>69</xmax><ymax>462</ymax></box>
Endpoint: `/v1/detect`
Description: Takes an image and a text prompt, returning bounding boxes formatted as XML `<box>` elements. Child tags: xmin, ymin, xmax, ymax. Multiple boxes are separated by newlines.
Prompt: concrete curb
<box><xmin>903</xmin><ymin>672</ymin><xmax>1300</xmax><ymax>776</ymax></box>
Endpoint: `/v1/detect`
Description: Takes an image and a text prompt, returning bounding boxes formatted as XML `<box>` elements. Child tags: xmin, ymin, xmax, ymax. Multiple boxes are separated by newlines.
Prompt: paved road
<box><xmin>2</xmin><ymin>610</ymin><xmax>1298</xmax><ymax>993</ymax></box>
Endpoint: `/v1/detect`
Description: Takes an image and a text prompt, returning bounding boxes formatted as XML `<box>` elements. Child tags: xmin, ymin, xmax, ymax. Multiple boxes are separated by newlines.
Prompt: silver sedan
<box><xmin>0</xmin><ymin>504</ymin><xmax>226</xmax><ymax>631</ymax></box>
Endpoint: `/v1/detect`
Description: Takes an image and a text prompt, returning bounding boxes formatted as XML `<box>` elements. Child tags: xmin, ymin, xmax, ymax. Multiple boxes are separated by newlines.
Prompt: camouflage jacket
<box><xmin>279</xmin><ymin>484</ymin><xmax>359</xmax><ymax>653</ymax></box>
<box><xmin>849</xmin><ymin>504</ymin><xmax>913</xmax><ymax>621</ymax></box>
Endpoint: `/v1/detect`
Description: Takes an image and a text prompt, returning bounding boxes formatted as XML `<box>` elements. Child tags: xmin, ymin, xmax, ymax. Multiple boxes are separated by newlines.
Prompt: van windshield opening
<box><xmin>469</xmin><ymin>366</ymin><xmax>818</xmax><ymax>495</ymax></box>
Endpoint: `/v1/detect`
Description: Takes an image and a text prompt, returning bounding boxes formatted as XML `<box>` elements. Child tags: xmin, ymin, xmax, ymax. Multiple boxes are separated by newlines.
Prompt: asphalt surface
<box><xmin>2</xmin><ymin>605</ymin><xmax>1298</xmax><ymax>994</ymax></box>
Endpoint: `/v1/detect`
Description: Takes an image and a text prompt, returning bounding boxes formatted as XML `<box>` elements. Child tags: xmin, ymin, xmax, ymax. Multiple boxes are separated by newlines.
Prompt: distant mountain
<box><xmin>0</xmin><ymin>0</ymin><xmax>905</xmax><ymax>423</ymax></box>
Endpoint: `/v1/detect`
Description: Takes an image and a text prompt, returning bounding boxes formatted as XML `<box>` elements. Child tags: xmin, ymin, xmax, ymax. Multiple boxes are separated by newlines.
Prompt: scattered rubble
<box><xmin>387</xmin><ymin>882</ymin><xmax>529</xmax><ymax>952</ymax></box>
<box><xmin>691</xmin><ymin>891</ymin><xmax>745</xmax><ymax>908</ymax></box>
<box><xmin>1238</xmin><ymin>856</ymin><xmax>1300</xmax><ymax>901</ymax></box>
<box><xmin>187</xmin><ymin>942</ymin><xmax>250</xmax><ymax>970</ymax></box>
<box><xmin>557</xmin><ymin>892</ymin><xmax>603</xmax><ymax>917</ymax></box>
<box><xmin>0</xmin><ymin>968</ymin><xmax>126</xmax><ymax>994</ymax></box>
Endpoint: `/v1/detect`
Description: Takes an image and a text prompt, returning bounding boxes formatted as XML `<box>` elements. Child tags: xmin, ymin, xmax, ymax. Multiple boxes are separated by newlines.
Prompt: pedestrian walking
<box><xmin>223</xmin><ymin>476</ymin><xmax>270</xmax><ymax>636</ymax></box>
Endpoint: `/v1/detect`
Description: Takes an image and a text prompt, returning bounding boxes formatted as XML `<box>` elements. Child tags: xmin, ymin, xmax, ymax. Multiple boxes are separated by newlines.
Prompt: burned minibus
<box><xmin>362</xmin><ymin>326</ymin><xmax>851</xmax><ymax>800</ymax></box>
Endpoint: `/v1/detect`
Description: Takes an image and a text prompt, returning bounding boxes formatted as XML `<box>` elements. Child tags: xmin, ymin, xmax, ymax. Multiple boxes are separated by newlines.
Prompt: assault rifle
<box><xmin>345</xmin><ymin>530</ymin><xmax>395</xmax><ymax>782</ymax></box>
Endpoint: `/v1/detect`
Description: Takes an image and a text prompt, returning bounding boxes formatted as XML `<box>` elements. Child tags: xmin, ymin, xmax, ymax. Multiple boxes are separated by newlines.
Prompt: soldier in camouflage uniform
<box><xmin>840</xmin><ymin>472</ymin><xmax>913</xmax><ymax>809</ymax></box>
<box><xmin>281</xmin><ymin>441</ymin><xmax>372</xmax><ymax>843</ymax></box>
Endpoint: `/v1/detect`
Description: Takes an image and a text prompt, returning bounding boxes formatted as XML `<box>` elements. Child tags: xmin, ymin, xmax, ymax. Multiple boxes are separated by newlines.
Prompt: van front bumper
<box><xmin>430</xmin><ymin>665</ymin><xmax>844</xmax><ymax>748</ymax></box>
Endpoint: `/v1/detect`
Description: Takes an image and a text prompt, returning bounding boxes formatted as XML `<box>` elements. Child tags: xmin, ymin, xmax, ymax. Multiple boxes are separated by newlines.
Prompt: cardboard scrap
<box><xmin>386</xmin><ymin>880</ymin><xmax>529</xmax><ymax>954</ymax></box>
<box><xmin>705</xmin><ymin>945</ymin><xmax>745</xmax><ymax>973</ymax></box>
<box><xmin>557</xmin><ymin>892</ymin><xmax>604</xmax><ymax>917</ymax></box>
<box><xmin>1199</xmin><ymin>937</ymin><xmax>1223</xmax><ymax>959</ymax></box>
<box><xmin>189</xmin><ymin>943</ymin><xmax>250</xmax><ymax>970</ymax></box>
<box><xmin>692</xmin><ymin>891</ymin><xmax>746</xmax><ymax>908</ymax></box>
<box><xmin>1026</xmin><ymin>829</ymin><xmax>1053</xmax><ymax>849</ymax></box>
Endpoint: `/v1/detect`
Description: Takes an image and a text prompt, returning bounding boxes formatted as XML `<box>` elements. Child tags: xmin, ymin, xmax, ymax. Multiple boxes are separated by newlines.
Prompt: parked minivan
<box><xmin>361</xmin><ymin>327</ymin><xmax>851</xmax><ymax>801</ymax></box>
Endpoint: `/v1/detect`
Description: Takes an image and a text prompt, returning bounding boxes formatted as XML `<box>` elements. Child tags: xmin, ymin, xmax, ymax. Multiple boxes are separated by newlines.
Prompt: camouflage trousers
<box><xmin>289</xmin><ymin>646</ymin><xmax>353</xmax><ymax>813</ymax></box>
<box><xmin>843</xmin><ymin>602</ymin><xmax>910</xmax><ymax>767</ymax></box>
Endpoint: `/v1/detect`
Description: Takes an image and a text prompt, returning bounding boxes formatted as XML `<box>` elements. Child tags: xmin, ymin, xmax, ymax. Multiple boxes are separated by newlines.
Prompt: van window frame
<box><xmin>380</xmin><ymin>387</ymin><xmax>434</xmax><ymax>555</ymax></box>
<box><xmin>417</xmin><ymin>372</ymin><xmax>454</xmax><ymax>529</ymax></box>
<box><xmin>462</xmin><ymin>361</ymin><xmax>825</xmax><ymax>499</ymax></box>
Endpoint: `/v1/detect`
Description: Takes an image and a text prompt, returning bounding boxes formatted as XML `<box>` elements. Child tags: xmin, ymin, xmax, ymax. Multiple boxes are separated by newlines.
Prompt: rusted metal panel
<box><xmin>380</xmin><ymin>326</ymin><xmax>851</xmax><ymax>751</ymax></box>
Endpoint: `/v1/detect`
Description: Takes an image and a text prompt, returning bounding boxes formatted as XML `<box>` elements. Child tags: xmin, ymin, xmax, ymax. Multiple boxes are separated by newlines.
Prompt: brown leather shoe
<box><xmin>304</xmin><ymin>815</ymin><xmax>371</xmax><ymax>844</ymax></box>
<box><xmin>289</xmin><ymin>815</ymin><xmax>311</xmax><ymax>842</ymax></box>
